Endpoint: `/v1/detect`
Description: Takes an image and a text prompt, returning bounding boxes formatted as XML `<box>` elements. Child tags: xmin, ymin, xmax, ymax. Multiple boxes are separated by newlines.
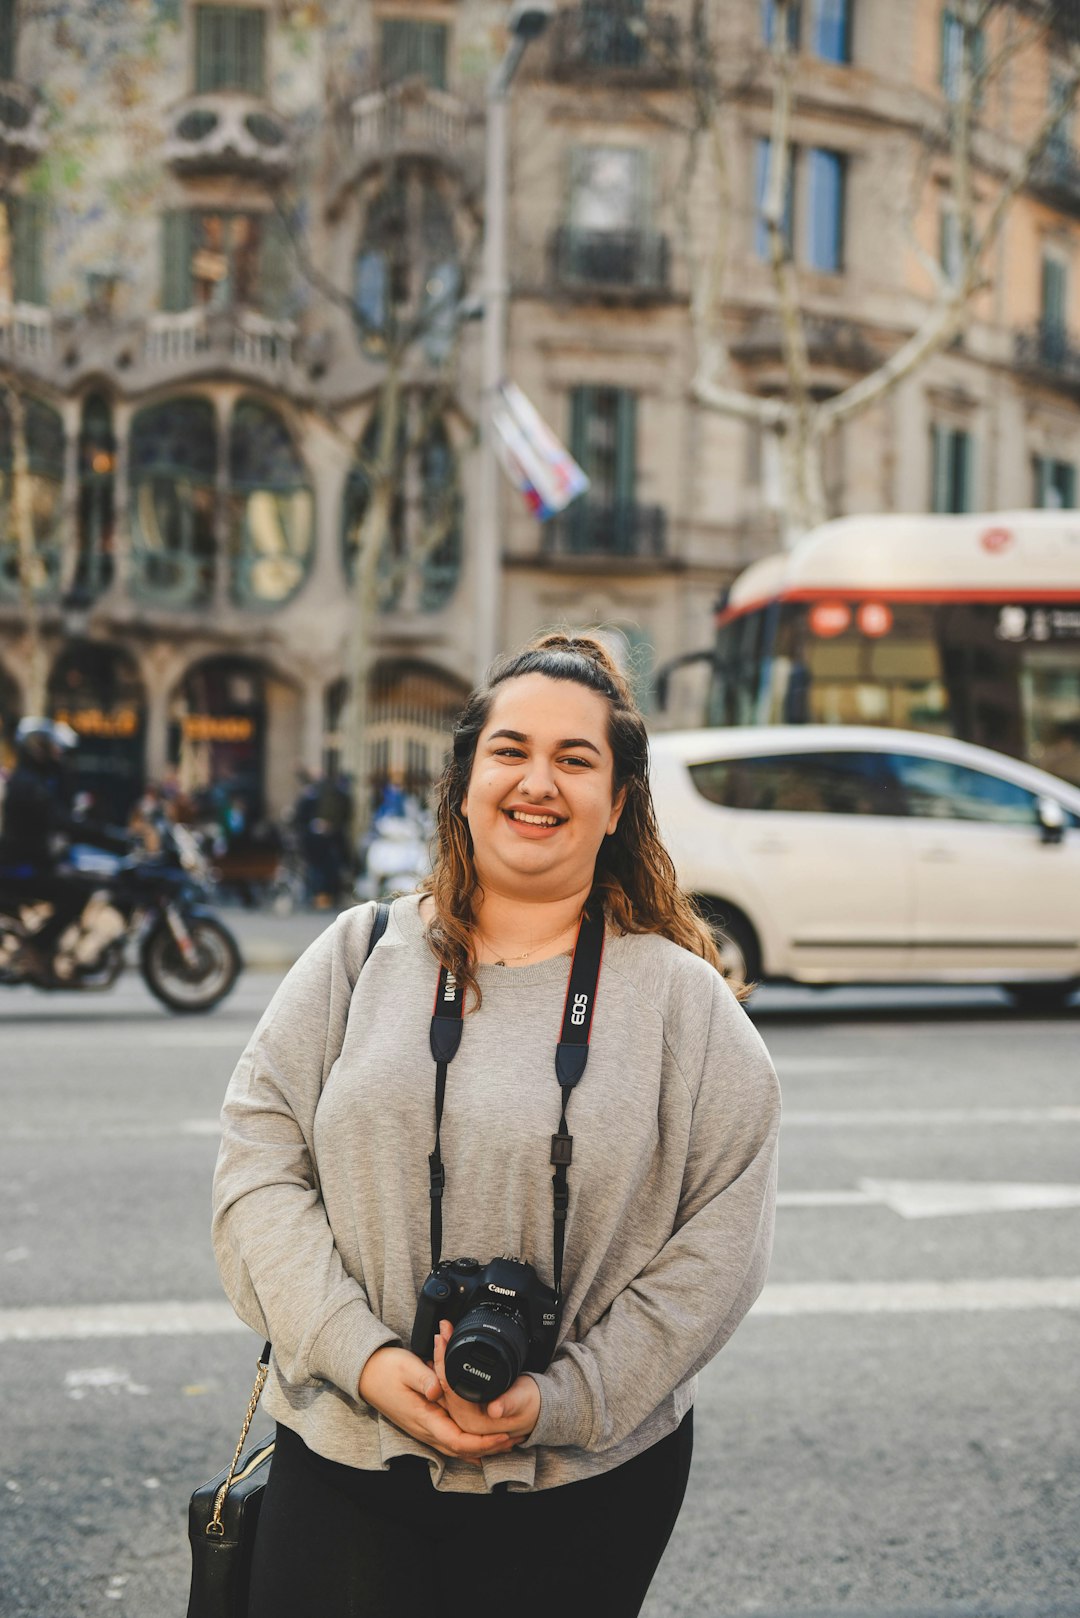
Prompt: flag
<box><xmin>491</xmin><ymin>382</ymin><xmax>589</xmax><ymax>521</ymax></box>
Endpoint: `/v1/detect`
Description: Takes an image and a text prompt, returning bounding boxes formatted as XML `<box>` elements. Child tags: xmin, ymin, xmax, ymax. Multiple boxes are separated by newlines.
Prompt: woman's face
<box><xmin>461</xmin><ymin>673</ymin><xmax>626</xmax><ymax>900</ymax></box>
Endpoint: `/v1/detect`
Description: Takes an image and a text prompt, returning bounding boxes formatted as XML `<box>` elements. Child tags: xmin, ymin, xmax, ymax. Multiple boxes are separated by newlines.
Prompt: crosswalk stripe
<box><xmin>3</xmin><ymin>1278</ymin><xmax>1079</xmax><ymax>1343</ymax></box>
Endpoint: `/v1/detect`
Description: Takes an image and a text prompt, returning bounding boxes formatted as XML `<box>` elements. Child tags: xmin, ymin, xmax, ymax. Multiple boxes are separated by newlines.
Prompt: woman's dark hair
<box><xmin>420</xmin><ymin>630</ymin><xmax>744</xmax><ymax>1007</ymax></box>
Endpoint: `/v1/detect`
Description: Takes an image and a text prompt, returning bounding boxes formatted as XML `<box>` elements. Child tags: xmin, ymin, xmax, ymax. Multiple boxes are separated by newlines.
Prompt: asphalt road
<box><xmin>1</xmin><ymin>966</ymin><xmax>1077</xmax><ymax>1618</ymax></box>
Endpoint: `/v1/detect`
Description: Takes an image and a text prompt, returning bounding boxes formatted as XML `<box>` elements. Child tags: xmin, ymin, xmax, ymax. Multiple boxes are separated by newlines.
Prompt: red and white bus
<box><xmin>691</xmin><ymin>512</ymin><xmax>1080</xmax><ymax>787</ymax></box>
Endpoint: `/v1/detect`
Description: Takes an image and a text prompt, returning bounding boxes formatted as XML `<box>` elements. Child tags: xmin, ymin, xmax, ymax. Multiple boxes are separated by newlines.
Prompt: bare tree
<box><xmin>684</xmin><ymin>0</ymin><xmax>1080</xmax><ymax>539</ymax></box>
<box><xmin>275</xmin><ymin>121</ymin><xmax>478</xmax><ymax>836</ymax></box>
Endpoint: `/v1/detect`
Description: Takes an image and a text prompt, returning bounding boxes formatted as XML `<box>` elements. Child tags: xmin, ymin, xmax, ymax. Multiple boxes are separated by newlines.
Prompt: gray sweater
<box><xmin>212</xmin><ymin>895</ymin><xmax>780</xmax><ymax>1494</ymax></box>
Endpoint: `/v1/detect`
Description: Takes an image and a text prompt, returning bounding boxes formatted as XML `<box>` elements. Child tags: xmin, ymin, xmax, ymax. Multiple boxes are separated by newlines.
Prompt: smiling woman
<box><xmin>213</xmin><ymin>630</ymin><xmax>780</xmax><ymax>1618</ymax></box>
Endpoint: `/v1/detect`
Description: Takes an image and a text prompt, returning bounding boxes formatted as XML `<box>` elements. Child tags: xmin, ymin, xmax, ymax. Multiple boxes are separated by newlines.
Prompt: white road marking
<box><xmin>0</xmin><ymin>1028</ymin><xmax>245</xmax><ymax>1048</ymax></box>
<box><xmin>754</xmin><ymin>1278</ymin><xmax>1080</xmax><ymax>1315</ymax></box>
<box><xmin>773</xmin><ymin>1058</ymin><xmax>892</xmax><ymax>1073</ymax></box>
<box><xmin>785</xmin><ymin>1107</ymin><xmax>1080</xmax><ymax>1125</ymax></box>
<box><xmin>4</xmin><ymin>1119</ymin><xmax>223</xmax><ymax>1141</ymax></box>
<box><xmin>3</xmin><ymin>1280</ymin><xmax>1079</xmax><ymax>1343</ymax></box>
<box><xmin>779</xmin><ymin>1181</ymin><xmax>1080</xmax><ymax>1217</ymax></box>
<box><xmin>0</xmin><ymin>1301</ymin><xmax>246</xmax><ymax>1343</ymax></box>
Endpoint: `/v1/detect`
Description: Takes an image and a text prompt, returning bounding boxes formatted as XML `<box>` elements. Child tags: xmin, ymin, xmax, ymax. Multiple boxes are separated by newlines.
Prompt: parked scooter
<box><xmin>0</xmin><ymin>818</ymin><xmax>242</xmax><ymax>1013</ymax></box>
<box><xmin>355</xmin><ymin>807</ymin><xmax>432</xmax><ymax>902</ymax></box>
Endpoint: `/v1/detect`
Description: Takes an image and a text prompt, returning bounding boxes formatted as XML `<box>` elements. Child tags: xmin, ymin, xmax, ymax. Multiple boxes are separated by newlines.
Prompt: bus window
<box><xmin>798</xmin><ymin>602</ymin><xmax>951</xmax><ymax>732</ymax></box>
<box><xmin>1021</xmin><ymin>647</ymin><xmax>1080</xmax><ymax>787</ymax></box>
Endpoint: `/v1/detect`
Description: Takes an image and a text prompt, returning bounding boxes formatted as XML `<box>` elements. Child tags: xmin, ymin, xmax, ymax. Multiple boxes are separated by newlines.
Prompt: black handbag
<box><xmin>186</xmin><ymin>1344</ymin><xmax>274</xmax><ymax>1618</ymax></box>
<box><xmin>186</xmin><ymin>902</ymin><xmax>391</xmax><ymax>1618</ymax></box>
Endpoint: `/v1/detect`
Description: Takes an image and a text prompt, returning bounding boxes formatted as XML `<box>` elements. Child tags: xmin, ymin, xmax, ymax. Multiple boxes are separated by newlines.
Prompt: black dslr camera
<box><xmin>410</xmin><ymin>1255</ymin><xmax>561</xmax><ymax>1403</ymax></box>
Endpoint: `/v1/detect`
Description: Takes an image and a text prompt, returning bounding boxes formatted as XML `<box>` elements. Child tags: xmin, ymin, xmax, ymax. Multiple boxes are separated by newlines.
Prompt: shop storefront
<box><xmin>168</xmin><ymin>656</ymin><xmax>268</xmax><ymax>819</ymax></box>
<box><xmin>48</xmin><ymin>641</ymin><xmax>146</xmax><ymax>820</ymax></box>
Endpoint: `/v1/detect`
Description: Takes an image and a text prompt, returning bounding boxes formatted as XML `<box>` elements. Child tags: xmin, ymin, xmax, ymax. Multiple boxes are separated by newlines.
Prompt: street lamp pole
<box><xmin>474</xmin><ymin>2</ymin><xmax>553</xmax><ymax>680</ymax></box>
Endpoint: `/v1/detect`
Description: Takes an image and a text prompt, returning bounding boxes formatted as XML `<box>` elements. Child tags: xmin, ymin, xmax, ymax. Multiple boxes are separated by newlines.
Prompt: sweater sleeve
<box><xmin>524</xmin><ymin>972</ymin><xmax>780</xmax><ymax>1453</ymax></box>
<box><xmin>211</xmin><ymin>908</ymin><xmax>400</xmax><ymax>1399</ymax></box>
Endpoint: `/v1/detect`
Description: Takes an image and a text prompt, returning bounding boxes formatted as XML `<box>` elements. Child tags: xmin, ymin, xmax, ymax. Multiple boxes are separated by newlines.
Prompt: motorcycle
<box><xmin>0</xmin><ymin>819</ymin><xmax>243</xmax><ymax>1013</ymax></box>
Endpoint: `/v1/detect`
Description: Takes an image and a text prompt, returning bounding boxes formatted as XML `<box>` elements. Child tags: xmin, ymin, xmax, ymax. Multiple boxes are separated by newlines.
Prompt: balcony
<box><xmin>1029</xmin><ymin>141</ymin><xmax>1080</xmax><ymax>212</ymax></box>
<box><xmin>548</xmin><ymin>5</ymin><xmax>684</xmax><ymax>84</ymax></box>
<box><xmin>349</xmin><ymin>79</ymin><xmax>481</xmax><ymax>184</ymax></box>
<box><xmin>543</xmin><ymin>501</ymin><xmax>667</xmax><ymax>561</ymax></box>
<box><xmin>142</xmin><ymin>307</ymin><xmax>297</xmax><ymax>379</ymax></box>
<box><xmin>0</xmin><ymin>80</ymin><xmax>45</xmax><ymax>169</ymax></box>
<box><xmin>550</xmin><ymin>228</ymin><xmax>670</xmax><ymax>299</ymax></box>
<box><xmin>164</xmin><ymin>92</ymin><xmax>294</xmax><ymax>182</ymax></box>
<box><xmin>1014</xmin><ymin>322</ymin><xmax>1080</xmax><ymax>390</ymax></box>
<box><xmin>0</xmin><ymin>301</ymin><xmax>53</xmax><ymax>366</ymax></box>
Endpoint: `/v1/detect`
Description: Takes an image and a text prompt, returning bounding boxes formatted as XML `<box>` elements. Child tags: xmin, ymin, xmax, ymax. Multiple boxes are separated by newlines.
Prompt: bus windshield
<box><xmin>708</xmin><ymin>598</ymin><xmax>1080</xmax><ymax>786</ymax></box>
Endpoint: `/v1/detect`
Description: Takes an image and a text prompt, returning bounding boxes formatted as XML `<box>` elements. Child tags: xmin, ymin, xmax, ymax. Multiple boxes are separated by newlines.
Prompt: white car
<box><xmin>648</xmin><ymin>725</ymin><xmax>1080</xmax><ymax>1009</ymax></box>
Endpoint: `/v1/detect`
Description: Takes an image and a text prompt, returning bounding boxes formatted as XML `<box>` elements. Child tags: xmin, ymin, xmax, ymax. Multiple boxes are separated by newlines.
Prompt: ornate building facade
<box><xmin>0</xmin><ymin>0</ymin><xmax>1078</xmax><ymax>816</ymax></box>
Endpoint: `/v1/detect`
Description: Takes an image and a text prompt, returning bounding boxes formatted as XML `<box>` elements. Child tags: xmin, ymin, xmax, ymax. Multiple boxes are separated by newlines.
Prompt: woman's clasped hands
<box><xmin>357</xmin><ymin>1320</ymin><xmax>540</xmax><ymax>1465</ymax></box>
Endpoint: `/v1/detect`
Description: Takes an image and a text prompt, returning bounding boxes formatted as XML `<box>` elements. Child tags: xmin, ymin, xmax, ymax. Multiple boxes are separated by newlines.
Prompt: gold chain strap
<box><xmin>206</xmin><ymin>1348</ymin><xmax>270</xmax><ymax>1538</ymax></box>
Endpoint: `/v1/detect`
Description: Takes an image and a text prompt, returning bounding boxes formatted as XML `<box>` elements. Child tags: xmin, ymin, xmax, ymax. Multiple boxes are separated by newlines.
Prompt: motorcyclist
<box><xmin>0</xmin><ymin>717</ymin><xmax>129</xmax><ymax>980</ymax></box>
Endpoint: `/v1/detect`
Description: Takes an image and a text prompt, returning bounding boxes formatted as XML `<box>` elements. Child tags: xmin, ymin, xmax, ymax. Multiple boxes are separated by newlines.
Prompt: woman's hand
<box><xmin>357</xmin><ymin>1346</ymin><xmax>517</xmax><ymax>1463</ymax></box>
<box><xmin>430</xmin><ymin>1320</ymin><xmax>541</xmax><ymax>1442</ymax></box>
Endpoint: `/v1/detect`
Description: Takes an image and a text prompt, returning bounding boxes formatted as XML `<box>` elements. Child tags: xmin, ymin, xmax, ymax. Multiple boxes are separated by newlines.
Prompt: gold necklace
<box><xmin>475</xmin><ymin>917</ymin><xmax>580</xmax><ymax>966</ymax></box>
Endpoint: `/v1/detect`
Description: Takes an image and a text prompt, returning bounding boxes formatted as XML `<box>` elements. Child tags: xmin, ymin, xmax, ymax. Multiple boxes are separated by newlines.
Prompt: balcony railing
<box><xmin>1014</xmin><ymin>322</ymin><xmax>1080</xmax><ymax>387</ymax></box>
<box><xmin>0</xmin><ymin>301</ymin><xmax>53</xmax><ymax>363</ymax></box>
<box><xmin>550</xmin><ymin>228</ymin><xmax>670</xmax><ymax>295</ymax></box>
<box><xmin>548</xmin><ymin>5</ymin><xmax>683</xmax><ymax>81</ymax></box>
<box><xmin>1029</xmin><ymin>141</ymin><xmax>1080</xmax><ymax>209</ymax></box>
<box><xmin>164</xmin><ymin>92</ymin><xmax>294</xmax><ymax>181</ymax></box>
<box><xmin>544</xmin><ymin>501</ymin><xmax>667</xmax><ymax>560</ymax></box>
<box><xmin>143</xmin><ymin>308</ymin><xmax>296</xmax><ymax>375</ymax></box>
<box><xmin>351</xmin><ymin>80</ymin><xmax>480</xmax><ymax>174</ymax></box>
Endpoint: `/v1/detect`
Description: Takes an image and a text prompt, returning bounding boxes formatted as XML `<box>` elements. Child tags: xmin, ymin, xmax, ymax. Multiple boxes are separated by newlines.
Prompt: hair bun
<box><xmin>529</xmin><ymin>630</ymin><xmax>624</xmax><ymax>683</ymax></box>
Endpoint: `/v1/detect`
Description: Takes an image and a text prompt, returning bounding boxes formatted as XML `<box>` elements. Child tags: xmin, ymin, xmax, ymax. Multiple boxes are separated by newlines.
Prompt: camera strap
<box><xmin>427</xmin><ymin>897</ymin><xmax>605</xmax><ymax>1300</ymax></box>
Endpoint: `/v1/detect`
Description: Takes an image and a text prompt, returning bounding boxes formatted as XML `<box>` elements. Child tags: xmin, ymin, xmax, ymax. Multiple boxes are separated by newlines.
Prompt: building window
<box><xmin>754</xmin><ymin>138</ymin><xmax>795</xmax><ymax>259</ymax></box>
<box><xmin>811</xmin><ymin>0</ymin><xmax>851</xmax><ymax>62</ymax></box>
<box><xmin>762</xmin><ymin>0</ymin><xmax>801</xmax><ymax>48</ymax></box>
<box><xmin>941</xmin><ymin>8</ymin><xmax>984</xmax><ymax>103</ymax></box>
<box><xmin>570</xmin><ymin>146</ymin><xmax>647</xmax><ymax>234</ymax></box>
<box><xmin>570</xmin><ymin>386</ymin><xmax>637</xmax><ymax>508</ymax></box>
<box><xmin>195</xmin><ymin>5</ymin><xmax>266</xmax><ymax>95</ymax></box>
<box><xmin>939</xmin><ymin>204</ymin><xmax>964</xmax><ymax>283</ymax></box>
<box><xmin>228</xmin><ymin>397</ymin><xmax>314</xmax><ymax>609</ymax></box>
<box><xmin>379</xmin><ymin>19</ymin><xmax>448</xmax><ymax>88</ymax></box>
<box><xmin>1041</xmin><ymin>253</ymin><xmax>1068</xmax><ymax>338</ymax></box>
<box><xmin>74</xmin><ymin>393</ymin><xmax>116</xmax><ymax>605</ymax></box>
<box><xmin>48</xmin><ymin>643</ymin><xmax>146</xmax><ymax>823</ymax></box>
<box><xmin>1034</xmin><ymin>455</ymin><xmax>1076</xmax><ymax>509</ymax></box>
<box><xmin>575</xmin><ymin>0</ymin><xmax>647</xmax><ymax>69</ymax></box>
<box><xmin>806</xmin><ymin>148</ymin><xmax>845</xmax><ymax>271</ymax></box>
<box><xmin>930</xmin><ymin>423</ymin><xmax>973</xmax><ymax>513</ymax></box>
<box><xmin>0</xmin><ymin>0</ymin><xmax>16</xmax><ymax>80</ymax></box>
<box><xmin>353</xmin><ymin>169</ymin><xmax>459</xmax><ymax>352</ymax></box>
<box><xmin>342</xmin><ymin>395</ymin><xmax>461</xmax><ymax>614</ymax></box>
<box><xmin>129</xmin><ymin>398</ymin><xmax>218</xmax><ymax>608</ymax></box>
<box><xmin>161</xmin><ymin>209</ymin><xmax>288</xmax><ymax>316</ymax></box>
<box><xmin>0</xmin><ymin>395</ymin><xmax>64</xmax><ymax>601</ymax></box>
<box><xmin>0</xmin><ymin>193</ymin><xmax>46</xmax><ymax>305</ymax></box>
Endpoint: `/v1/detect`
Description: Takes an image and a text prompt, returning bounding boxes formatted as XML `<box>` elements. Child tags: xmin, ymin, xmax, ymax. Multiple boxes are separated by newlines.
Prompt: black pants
<box><xmin>248</xmin><ymin>1413</ymin><xmax>694</xmax><ymax>1618</ymax></box>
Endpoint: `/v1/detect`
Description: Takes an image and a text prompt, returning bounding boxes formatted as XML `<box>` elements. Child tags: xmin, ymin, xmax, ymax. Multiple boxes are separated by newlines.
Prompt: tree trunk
<box><xmin>7</xmin><ymin>387</ymin><xmax>48</xmax><ymax>713</ymax></box>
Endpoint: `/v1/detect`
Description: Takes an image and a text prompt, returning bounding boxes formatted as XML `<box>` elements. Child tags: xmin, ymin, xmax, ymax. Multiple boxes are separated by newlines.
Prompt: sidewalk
<box><xmin>225</xmin><ymin>904</ymin><xmax>347</xmax><ymax>971</ymax></box>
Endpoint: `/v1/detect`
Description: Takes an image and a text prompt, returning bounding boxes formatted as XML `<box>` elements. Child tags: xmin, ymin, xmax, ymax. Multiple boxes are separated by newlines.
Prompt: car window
<box><xmin>689</xmin><ymin>751</ymin><xmax>896</xmax><ymax>815</ymax></box>
<box><xmin>888</xmin><ymin>754</ymin><xmax>1040</xmax><ymax>824</ymax></box>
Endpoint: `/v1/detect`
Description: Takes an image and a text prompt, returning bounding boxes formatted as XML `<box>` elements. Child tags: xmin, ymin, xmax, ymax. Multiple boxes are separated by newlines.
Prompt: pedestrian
<box><xmin>212</xmin><ymin>631</ymin><xmax>780</xmax><ymax>1618</ymax></box>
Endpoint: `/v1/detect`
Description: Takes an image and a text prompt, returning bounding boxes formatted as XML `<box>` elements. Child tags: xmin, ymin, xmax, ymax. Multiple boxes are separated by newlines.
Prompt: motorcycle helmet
<box><xmin>14</xmin><ymin>716</ymin><xmax>79</xmax><ymax>766</ymax></box>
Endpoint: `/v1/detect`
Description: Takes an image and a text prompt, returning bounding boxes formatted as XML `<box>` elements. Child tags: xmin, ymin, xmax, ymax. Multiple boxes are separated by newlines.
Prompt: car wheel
<box><xmin>1001</xmin><ymin>981</ymin><xmax>1078</xmax><ymax>1013</ymax></box>
<box><xmin>694</xmin><ymin>898</ymin><xmax>762</xmax><ymax>988</ymax></box>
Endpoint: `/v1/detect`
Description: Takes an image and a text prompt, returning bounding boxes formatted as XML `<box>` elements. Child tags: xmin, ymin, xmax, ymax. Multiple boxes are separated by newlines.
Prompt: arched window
<box><xmin>73</xmin><ymin>393</ymin><xmax>116</xmax><ymax>604</ymax></box>
<box><xmin>417</xmin><ymin>417</ymin><xmax>462</xmax><ymax>611</ymax></box>
<box><xmin>228</xmin><ymin>397</ymin><xmax>313</xmax><ymax>608</ymax></box>
<box><xmin>0</xmin><ymin>395</ymin><xmax>64</xmax><ymax>602</ymax></box>
<box><xmin>342</xmin><ymin>405</ymin><xmax>407</xmax><ymax>608</ymax></box>
<box><xmin>129</xmin><ymin>398</ymin><xmax>217</xmax><ymax>608</ymax></box>
<box><xmin>341</xmin><ymin>395</ymin><xmax>461</xmax><ymax>613</ymax></box>
<box><xmin>353</xmin><ymin>166</ymin><xmax>461</xmax><ymax>359</ymax></box>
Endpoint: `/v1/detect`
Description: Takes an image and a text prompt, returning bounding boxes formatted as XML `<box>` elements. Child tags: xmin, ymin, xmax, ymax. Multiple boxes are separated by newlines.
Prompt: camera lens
<box><xmin>443</xmin><ymin>1302</ymin><xmax>529</xmax><ymax>1403</ymax></box>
